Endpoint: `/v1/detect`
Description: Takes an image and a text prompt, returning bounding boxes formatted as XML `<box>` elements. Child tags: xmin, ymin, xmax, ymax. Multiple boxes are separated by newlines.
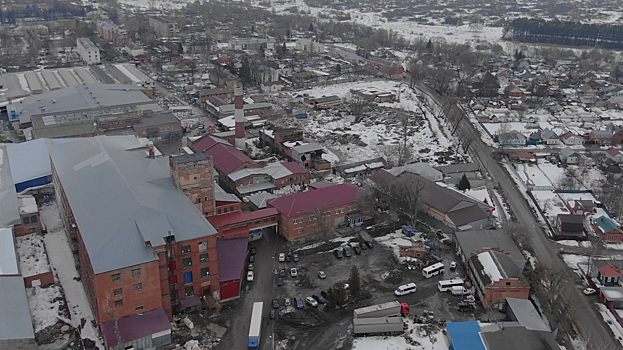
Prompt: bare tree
<box><xmin>347</xmin><ymin>93</ymin><xmax>371</xmax><ymax>124</ymax></box>
<box><xmin>371</xmin><ymin>172</ymin><xmax>428</xmax><ymax>227</ymax></box>
<box><xmin>496</xmin><ymin>122</ymin><xmax>512</xmax><ymax>155</ymax></box>
<box><xmin>103</xmin><ymin>290</ymin><xmax>122</xmax><ymax>347</ymax></box>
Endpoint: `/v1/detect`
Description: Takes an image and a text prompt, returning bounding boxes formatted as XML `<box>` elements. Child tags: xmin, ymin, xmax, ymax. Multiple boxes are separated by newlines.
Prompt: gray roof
<box><xmin>12</xmin><ymin>84</ymin><xmax>151</xmax><ymax>124</ymax></box>
<box><xmin>0</xmin><ymin>276</ymin><xmax>35</xmax><ymax>340</ymax></box>
<box><xmin>0</xmin><ymin>146</ymin><xmax>20</xmax><ymax>227</ymax></box>
<box><xmin>505</xmin><ymin>298</ymin><xmax>550</xmax><ymax>331</ymax></box>
<box><xmin>436</xmin><ymin>162</ymin><xmax>481</xmax><ymax>174</ymax></box>
<box><xmin>560</xmin><ymin>146</ymin><xmax>578</xmax><ymax>158</ymax></box>
<box><xmin>218</xmin><ymin>102</ymin><xmax>272</xmax><ymax>113</ymax></box>
<box><xmin>246</xmin><ymin>192</ymin><xmax>278</xmax><ymax>209</ymax></box>
<box><xmin>78</xmin><ymin>37</ymin><xmax>98</xmax><ymax>51</ymax></box>
<box><xmin>389</xmin><ymin>162</ymin><xmax>443</xmax><ymax>181</ymax></box>
<box><xmin>481</xmin><ymin>327</ymin><xmax>558</xmax><ymax>350</ymax></box>
<box><xmin>470</xmin><ymin>250</ymin><xmax>522</xmax><ymax>286</ymax></box>
<box><xmin>455</xmin><ymin>230</ymin><xmax>526</xmax><ymax>269</ymax></box>
<box><xmin>291</xmin><ymin>141</ymin><xmax>323</xmax><ymax>154</ymax></box>
<box><xmin>47</xmin><ymin>136</ymin><xmax>217</xmax><ymax>274</ymax></box>
<box><xmin>540</xmin><ymin>128</ymin><xmax>557</xmax><ymax>140</ymax></box>
<box><xmin>32</xmin><ymin>122</ymin><xmax>102</xmax><ymax>139</ymax></box>
<box><xmin>214</xmin><ymin>183</ymin><xmax>240</xmax><ymax>203</ymax></box>
<box><xmin>170</xmin><ymin>152</ymin><xmax>211</xmax><ymax>164</ymax></box>
<box><xmin>133</xmin><ymin>112</ymin><xmax>180</xmax><ymax>128</ymax></box>
<box><xmin>228</xmin><ymin>162</ymin><xmax>293</xmax><ymax>182</ymax></box>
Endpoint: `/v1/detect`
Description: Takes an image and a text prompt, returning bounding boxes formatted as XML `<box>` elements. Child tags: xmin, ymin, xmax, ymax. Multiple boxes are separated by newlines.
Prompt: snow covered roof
<box><xmin>0</xmin><ymin>146</ymin><xmax>20</xmax><ymax>227</ymax></box>
<box><xmin>5</xmin><ymin>138</ymin><xmax>51</xmax><ymax>185</ymax></box>
<box><xmin>47</xmin><ymin>136</ymin><xmax>217</xmax><ymax>274</ymax></box>
<box><xmin>0</xmin><ymin>227</ymin><xmax>19</xmax><ymax>275</ymax></box>
<box><xmin>228</xmin><ymin>162</ymin><xmax>301</xmax><ymax>182</ymax></box>
<box><xmin>18</xmin><ymin>195</ymin><xmax>38</xmax><ymax>215</ymax></box>
<box><xmin>214</xmin><ymin>183</ymin><xmax>240</xmax><ymax>203</ymax></box>
<box><xmin>389</xmin><ymin>162</ymin><xmax>443</xmax><ymax>181</ymax></box>
<box><xmin>472</xmin><ymin>250</ymin><xmax>522</xmax><ymax>286</ymax></box>
<box><xmin>0</xmin><ymin>276</ymin><xmax>35</xmax><ymax>341</ymax></box>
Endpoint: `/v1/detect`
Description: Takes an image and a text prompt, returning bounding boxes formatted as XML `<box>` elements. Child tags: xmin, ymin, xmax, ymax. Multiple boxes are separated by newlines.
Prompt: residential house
<box><xmin>540</xmin><ymin>128</ymin><xmax>559</xmax><ymax>145</ymax></box>
<box><xmin>578</xmin><ymin>84</ymin><xmax>596</xmax><ymax>96</ymax></box>
<box><xmin>589</xmin><ymin>130</ymin><xmax>613</xmax><ymax>145</ymax></box>
<box><xmin>267</xmin><ymin>183</ymin><xmax>371</xmax><ymax>240</ymax></box>
<box><xmin>559</xmin><ymin>147</ymin><xmax>580</xmax><ymax>165</ymax></box>
<box><xmin>498</xmin><ymin>130</ymin><xmax>527</xmax><ymax>146</ymax></box>
<box><xmin>554</xmin><ymin>214</ymin><xmax>585</xmax><ymax>240</ymax></box>
<box><xmin>125</xmin><ymin>42</ymin><xmax>144</xmax><ymax>58</ymax></box>
<box><xmin>597</xmin><ymin>264</ymin><xmax>621</xmax><ymax>287</ymax></box>
<box><xmin>504</xmin><ymin>84</ymin><xmax>524</xmax><ymax>97</ymax></box>
<box><xmin>388</xmin><ymin>162</ymin><xmax>444</xmax><ymax>181</ymax></box>
<box><xmin>605</xmin><ymin>147</ymin><xmax>623</xmax><ymax>163</ymax></box>
<box><xmin>468</xmin><ymin>250</ymin><xmax>531</xmax><ymax>309</ymax></box>
<box><xmin>509</xmin><ymin>152</ymin><xmax>536</xmax><ymax>163</ymax></box>
<box><xmin>593</xmin><ymin>216</ymin><xmax>623</xmax><ymax>242</ymax></box>
<box><xmin>560</xmin><ymin>132</ymin><xmax>585</xmax><ymax>146</ymax></box>
<box><xmin>612</xmin><ymin>128</ymin><xmax>623</xmax><ymax>144</ymax></box>
<box><xmin>455</xmin><ymin>230</ymin><xmax>527</xmax><ymax>271</ymax></box>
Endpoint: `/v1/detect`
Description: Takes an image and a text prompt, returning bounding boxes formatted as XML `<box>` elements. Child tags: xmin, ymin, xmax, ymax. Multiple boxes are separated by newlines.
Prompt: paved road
<box><xmin>416</xmin><ymin>82</ymin><xmax>619</xmax><ymax>349</ymax></box>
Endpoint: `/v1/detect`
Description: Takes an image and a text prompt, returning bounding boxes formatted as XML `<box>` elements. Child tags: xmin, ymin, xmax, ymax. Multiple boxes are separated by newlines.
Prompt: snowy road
<box><xmin>41</xmin><ymin>203</ymin><xmax>105</xmax><ymax>350</ymax></box>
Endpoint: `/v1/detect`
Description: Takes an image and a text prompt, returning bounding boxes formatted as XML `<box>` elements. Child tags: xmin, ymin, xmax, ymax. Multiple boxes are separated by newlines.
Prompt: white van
<box><xmin>451</xmin><ymin>286</ymin><xmax>470</xmax><ymax>296</ymax></box>
<box><xmin>395</xmin><ymin>283</ymin><xmax>417</xmax><ymax>296</ymax></box>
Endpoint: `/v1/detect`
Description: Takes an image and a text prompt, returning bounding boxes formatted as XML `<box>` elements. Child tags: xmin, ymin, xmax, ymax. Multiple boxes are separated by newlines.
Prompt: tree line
<box><xmin>505</xmin><ymin>18</ymin><xmax>623</xmax><ymax>49</ymax></box>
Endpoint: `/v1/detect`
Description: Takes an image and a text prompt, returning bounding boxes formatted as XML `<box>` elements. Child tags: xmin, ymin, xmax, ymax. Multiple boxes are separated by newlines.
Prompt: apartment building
<box><xmin>149</xmin><ymin>17</ymin><xmax>179</xmax><ymax>38</ymax></box>
<box><xmin>76</xmin><ymin>38</ymin><xmax>100</xmax><ymax>65</ymax></box>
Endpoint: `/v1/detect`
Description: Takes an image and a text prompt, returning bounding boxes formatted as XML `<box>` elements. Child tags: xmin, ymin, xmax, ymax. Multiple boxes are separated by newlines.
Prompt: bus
<box><xmin>248</xmin><ymin>302</ymin><xmax>263</xmax><ymax>349</ymax></box>
<box><xmin>422</xmin><ymin>262</ymin><xmax>445</xmax><ymax>279</ymax></box>
<box><xmin>438</xmin><ymin>278</ymin><xmax>465</xmax><ymax>292</ymax></box>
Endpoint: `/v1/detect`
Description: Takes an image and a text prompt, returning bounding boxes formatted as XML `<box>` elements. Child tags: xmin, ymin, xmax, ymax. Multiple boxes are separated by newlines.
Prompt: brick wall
<box><xmin>24</xmin><ymin>271</ymin><xmax>55</xmax><ymax>288</ymax></box>
<box><xmin>278</xmin><ymin>202</ymin><xmax>362</xmax><ymax>239</ymax></box>
<box><xmin>170</xmin><ymin>156</ymin><xmax>216</xmax><ymax>216</ymax></box>
<box><xmin>13</xmin><ymin>213</ymin><xmax>41</xmax><ymax>236</ymax></box>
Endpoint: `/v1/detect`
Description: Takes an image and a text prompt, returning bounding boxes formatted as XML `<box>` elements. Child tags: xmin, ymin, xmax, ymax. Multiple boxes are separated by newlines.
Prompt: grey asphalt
<box><xmin>415</xmin><ymin>81</ymin><xmax>618</xmax><ymax>349</ymax></box>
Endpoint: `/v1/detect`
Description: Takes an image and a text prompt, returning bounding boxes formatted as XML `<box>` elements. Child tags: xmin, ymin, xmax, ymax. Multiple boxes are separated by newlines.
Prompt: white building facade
<box><xmin>77</xmin><ymin>38</ymin><xmax>100</xmax><ymax>65</ymax></box>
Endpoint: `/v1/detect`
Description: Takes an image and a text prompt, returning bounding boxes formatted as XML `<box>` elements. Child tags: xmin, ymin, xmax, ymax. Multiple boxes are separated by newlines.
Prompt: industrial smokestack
<box><xmin>234</xmin><ymin>84</ymin><xmax>245</xmax><ymax>149</ymax></box>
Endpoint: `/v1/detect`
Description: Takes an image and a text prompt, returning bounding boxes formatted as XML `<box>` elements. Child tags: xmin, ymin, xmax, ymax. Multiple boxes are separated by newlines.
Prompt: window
<box><xmin>218</xmin><ymin>209</ymin><xmax>221</xmax><ymax>214</ymax></box>
<box><xmin>271</xmin><ymin>216</ymin><xmax>276</xmax><ymax>221</ymax></box>
<box><xmin>349</xmin><ymin>205</ymin><xmax>358</xmax><ymax>211</ymax></box>
<box><xmin>263</xmin><ymin>218</ymin><xmax>269</xmax><ymax>223</ymax></box>
<box><xmin>308</xmin><ymin>215</ymin><xmax>316</xmax><ymax>221</ymax></box>
<box><xmin>135</xmin><ymin>306</ymin><xmax>144</xmax><ymax>311</ymax></box>
<box><xmin>131</xmin><ymin>268</ymin><xmax>141</xmax><ymax>277</ymax></box>
<box><xmin>255</xmin><ymin>220</ymin><xmax>261</xmax><ymax>225</ymax></box>
<box><xmin>182</xmin><ymin>257</ymin><xmax>192</xmax><ymax>268</ymax></box>
<box><xmin>230</xmin><ymin>206</ymin><xmax>234</xmax><ymax>211</ymax></box>
<box><xmin>506</xmin><ymin>282</ymin><xmax>511</xmax><ymax>286</ymax></box>
<box><xmin>170</xmin><ymin>275</ymin><xmax>178</xmax><ymax>284</ymax></box>
<box><xmin>115</xmin><ymin>300</ymin><xmax>123</xmax><ymax>307</ymax></box>
<box><xmin>23</xmin><ymin>216</ymin><xmax>30</xmax><ymax>225</ymax></box>
<box><xmin>201</xmin><ymin>267</ymin><xmax>210</xmax><ymax>278</ymax></box>
<box><xmin>204</xmin><ymin>196</ymin><xmax>208</xmax><ymax>202</ymax></box>
<box><xmin>170</xmin><ymin>290</ymin><xmax>179</xmax><ymax>302</ymax></box>
<box><xmin>200</xmin><ymin>253</ymin><xmax>209</xmax><ymax>263</ymax></box>
<box><xmin>335</xmin><ymin>208</ymin><xmax>345</xmax><ymax>215</ymax></box>
<box><xmin>293</xmin><ymin>218</ymin><xmax>303</xmax><ymax>225</ymax></box>
<box><xmin>112</xmin><ymin>273</ymin><xmax>121</xmax><ymax>282</ymax></box>
<box><xmin>185</xmin><ymin>286</ymin><xmax>194</xmax><ymax>297</ymax></box>
<box><xmin>322</xmin><ymin>211</ymin><xmax>331</xmax><ymax>218</ymax></box>
<box><xmin>134</xmin><ymin>283</ymin><xmax>142</xmax><ymax>291</ymax></box>
<box><xmin>181</xmin><ymin>245</ymin><xmax>191</xmax><ymax>254</ymax></box>
<box><xmin>184</xmin><ymin>271</ymin><xmax>193</xmax><ymax>283</ymax></box>
<box><xmin>197</xmin><ymin>198</ymin><xmax>201</xmax><ymax>203</ymax></box>
<box><xmin>30</xmin><ymin>215</ymin><xmax>38</xmax><ymax>223</ymax></box>
<box><xmin>198</xmin><ymin>241</ymin><xmax>208</xmax><ymax>252</ymax></box>
<box><xmin>114</xmin><ymin>288</ymin><xmax>122</xmax><ymax>296</ymax></box>
<box><xmin>247</xmin><ymin>222</ymin><xmax>252</xmax><ymax>226</ymax></box>
<box><xmin>224</xmin><ymin>208</ymin><xmax>228</xmax><ymax>213</ymax></box>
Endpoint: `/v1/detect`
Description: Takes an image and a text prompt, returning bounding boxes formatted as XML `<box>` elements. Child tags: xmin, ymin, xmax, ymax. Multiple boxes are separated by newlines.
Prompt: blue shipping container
<box><xmin>295</xmin><ymin>113</ymin><xmax>308</xmax><ymax>119</ymax></box>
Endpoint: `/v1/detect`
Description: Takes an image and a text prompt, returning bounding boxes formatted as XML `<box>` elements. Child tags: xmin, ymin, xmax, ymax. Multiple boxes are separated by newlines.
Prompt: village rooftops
<box><xmin>47</xmin><ymin>135</ymin><xmax>217</xmax><ymax>274</ymax></box>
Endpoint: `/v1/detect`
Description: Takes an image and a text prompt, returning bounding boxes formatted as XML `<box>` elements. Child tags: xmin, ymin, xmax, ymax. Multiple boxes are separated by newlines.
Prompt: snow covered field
<box><xmin>40</xmin><ymin>203</ymin><xmax>104</xmax><ymax>349</ymax></box>
<box><xmin>15</xmin><ymin>233</ymin><xmax>51</xmax><ymax>277</ymax></box>
<box><xmin>298</xmin><ymin>80</ymin><xmax>462</xmax><ymax>165</ymax></box>
<box><xmin>352</xmin><ymin>321</ymin><xmax>448</xmax><ymax>350</ymax></box>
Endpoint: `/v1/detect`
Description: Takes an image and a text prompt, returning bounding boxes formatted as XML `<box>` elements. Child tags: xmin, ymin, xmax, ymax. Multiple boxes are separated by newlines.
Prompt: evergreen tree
<box><xmin>349</xmin><ymin>266</ymin><xmax>361</xmax><ymax>296</ymax></box>
<box><xmin>309</xmin><ymin>23</ymin><xmax>314</xmax><ymax>32</ymax></box>
<box><xmin>457</xmin><ymin>174</ymin><xmax>471</xmax><ymax>192</ymax></box>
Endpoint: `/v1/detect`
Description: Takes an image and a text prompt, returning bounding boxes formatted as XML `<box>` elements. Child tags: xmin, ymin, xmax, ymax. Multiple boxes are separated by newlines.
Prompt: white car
<box><xmin>278</xmin><ymin>253</ymin><xmax>286</xmax><ymax>262</ymax></box>
<box><xmin>290</xmin><ymin>268</ymin><xmax>298</xmax><ymax>277</ymax></box>
<box><xmin>318</xmin><ymin>271</ymin><xmax>326</xmax><ymax>279</ymax></box>
<box><xmin>583</xmin><ymin>288</ymin><xmax>597</xmax><ymax>296</ymax></box>
<box><xmin>284</xmin><ymin>298</ymin><xmax>292</xmax><ymax>307</ymax></box>
<box><xmin>450</xmin><ymin>261</ymin><xmax>457</xmax><ymax>270</ymax></box>
<box><xmin>306</xmin><ymin>296</ymin><xmax>318</xmax><ymax>307</ymax></box>
<box><xmin>246</xmin><ymin>271</ymin><xmax>254</xmax><ymax>282</ymax></box>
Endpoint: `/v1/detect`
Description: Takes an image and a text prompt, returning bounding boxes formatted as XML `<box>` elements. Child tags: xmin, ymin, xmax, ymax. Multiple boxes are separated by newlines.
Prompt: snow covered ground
<box><xmin>15</xmin><ymin>233</ymin><xmax>51</xmax><ymax>277</ymax></box>
<box><xmin>40</xmin><ymin>203</ymin><xmax>104</xmax><ymax>349</ymax></box>
<box><xmin>376</xmin><ymin>230</ymin><xmax>416</xmax><ymax>261</ymax></box>
<box><xmin>596</xmin><ymin>304</ymin><xmax>623</xmax><ymax>348</ymax></box>
<box><xmin>352</xmin><ymin>321</ymin><xmax>448</xmax><ymax>350</ymax></box>
<box><xmin>25</xmin><ymin>285</ymin><xmax>68</xmax><ymax>332</ymax></box>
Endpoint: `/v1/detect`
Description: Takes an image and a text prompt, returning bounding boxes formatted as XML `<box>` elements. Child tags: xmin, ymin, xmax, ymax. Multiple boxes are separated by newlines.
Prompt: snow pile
<box><xmin>352</xmin><ymin>321</ymin><xmax>448</xmax><ymax>350</ymax></box>
<box><xmin>596</xmin><ymin>304</ymin><xmax>623</xmax><ymax>347</ymax></box>
<box><xmin>478</xmin><ymin>251</ymin><xmax>503</xmax><ymax>282</ymax></box>
<box><xmin>26</xmin><ymin>285</ymin><xmax>67</xmax><ymax>332</ymax></box>
<box><xmin>561</xmin><ymin>254</ymin><xmax>589</xmax><ymax>272</ymax></box>
<box><xmin>15</xmin><ymin>233</ymin><xmax>51</xmax><ymax>277</ymax></box>
<box><xmin>41</xmin><ymin>203</ymin><xmax>105</xmax><ymax>349</ymax></box>
<box><xmin>376</xmin><ymin>231</ymin><xmax>421</xmax><ymax>260</ymax></box>
<box><xmin>523</xmin><ymin>250</ymin><xmax>538</xmax><ymax>269</ymax></box>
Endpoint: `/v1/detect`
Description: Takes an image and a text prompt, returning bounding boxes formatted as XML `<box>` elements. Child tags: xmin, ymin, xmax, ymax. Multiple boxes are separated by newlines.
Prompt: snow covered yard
<box><xmin>352</xmin><ymin>321</ymin><xmax>448</xmax><ymax>350</ymax></box>
<box><xmin>40</xmin><ymin>202</ymin><xmax>105</xmax><ymax>349</ymax></box>
<box><xmin>15</xmin><ymin>232</ymin><xmax>51</xmax><ymax>278</ymax></box>
<box><xmin>26</xmin><ymin>285</ymin><xmax>68</xmax><ymax>332</ymax></box>
<box><xmin>596</xmin><ymin>304</ymin><xmax>623</xmax><ymax>347</ymax></box>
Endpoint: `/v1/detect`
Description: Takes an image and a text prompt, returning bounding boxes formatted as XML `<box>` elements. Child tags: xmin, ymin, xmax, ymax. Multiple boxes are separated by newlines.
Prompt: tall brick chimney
<box><xmin>234</xmin><ymin>84</ymin><xmax>245</xmax><ymax>149</ymax></box>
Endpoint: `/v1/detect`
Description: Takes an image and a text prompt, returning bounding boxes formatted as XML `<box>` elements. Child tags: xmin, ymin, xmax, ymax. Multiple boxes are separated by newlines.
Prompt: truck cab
<box><xmin>400</xmin><ymin>302</ymin><xmax>410</xmax><ymax>316</ymax></box>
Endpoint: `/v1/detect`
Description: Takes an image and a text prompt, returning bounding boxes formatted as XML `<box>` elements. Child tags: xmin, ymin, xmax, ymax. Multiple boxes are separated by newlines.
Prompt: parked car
<box><xmin>248</xmin><ymin>263</ymin><xmax>254</xmax><ymax>271</ymax></box>
<box><xmin>270</xmin><ymin>309</ymin><xmax>276</xmax><ymax>319</ymax></box>
<box><xmin>277</xmin><ymin>277</ymin><xmax>284</xmax><ymax>286</ymax></box>
<box><xmin>272</xmin><ymin>299</ymin><xmax>279</xmax><ymax>309</ymax></box>
<box><xmin>284</xmin><ymin>297</ymin><xmax>292</xmax><ymax>307</ymax></box>
<box><xmin>295</xmin><ymin>297</ymin><xmax>304</xmax><ymax>309</ymax></box>
<box><xmin>293</xmin><ymin>253</ymin><xmax>300</xmax><ymax>262</ymax></box>
<box><xmin>246</xmin><ymin>271</ymin><xmax>254</xmax><ymax>282</ymax></box>
<box><xmin>583</xmin><ymin>288</ymin><xmax>597</xmax><ymax>296</ymax></box>
<box><xmin>333</xmin><ymin>249</ymin><xmax>343</xmax><ymax>259</ymax></box>
<box><xmin>306</xmin><ymin>296</ymin><xmax>318</xmax><ymax>307</ymax></box>
<box><xmin>279</xmin><ymin>269</ymin><xmax>286</xmax><ymax>278</ymax></box>
<box><xmin>353</xmin><ymin>246</ymin><xmax>361</xmax><ymax>255</ymax></box>
<box><xmin>250</xmin><ymin>247</ymin><xmax>257</xmax><ymax>255</ymax></box>
<box><xmin>365</xmin><ymin>241</ymin><xmax>374</xmax><ymax>249</ymax></box>
<box><xmin>450</xmin><ymin>261</ymin><xmax>457</xmax><ymax>270</ymax></box>
<box><xmin>359</xmin><ymin>242</ymin><xmax>368</xmax><ymax>250</ymax></box>
<box><xmin>290</xmin><ymin>268</ymin><xmax>298</xmax><ymax>277</ymax></box>
<box><xmin>343</xmin><ymin>247</ymin><xmax>352</xmax><ymax>257</ymax></box>
<box><xmin>278</xmin><ymin>253</ymin><xmax>286</xmax><ymax>262</ymax></box>
<box><xmin>318</xmin><ymin>271</ymin><xmax>326</xmax><ymax>279</ymax></box>
<box><xmin>248</xmin><ymin>255</ymin><xmax>255</xmax><ymax>263</ymax></box>
<box><xmin>286</xmin><ymin>254</ymin><xmax>292</xmax><ymax>262</ymax></box>
<box><xmin>312</xmin><ymin>294</ymin><xmax>326</xmax><ymax>304</ymax></box>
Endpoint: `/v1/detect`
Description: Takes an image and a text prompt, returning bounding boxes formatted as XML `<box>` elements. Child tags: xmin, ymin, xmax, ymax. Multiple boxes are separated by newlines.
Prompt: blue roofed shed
<box><xmin>446</xmin><ymin>321</ymin><xmax>486</xmax><ymax>350</ymax></box>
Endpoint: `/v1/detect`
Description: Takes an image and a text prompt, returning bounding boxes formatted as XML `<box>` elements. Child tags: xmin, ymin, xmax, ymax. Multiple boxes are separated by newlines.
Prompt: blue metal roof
<box><xmin>447</xmin><ymin>321</ymin><xmax>486</xmax><ymax>350</ymax></box>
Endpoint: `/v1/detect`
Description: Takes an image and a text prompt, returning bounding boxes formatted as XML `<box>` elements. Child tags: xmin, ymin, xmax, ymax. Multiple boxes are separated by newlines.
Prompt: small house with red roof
<box><xmin>509</xmin><ymin>152</ymin><xmax>536</xmax><ymax>163</ymax></box>
<box><xmin>191</xmin><ymin>135</ymin><xmax>262</xmax><ymax>177</ymax></box>
<box><xmin>598</xmin><ymin>265</ymin><xmax>622</xmax><ymax>287</ymax></box>
<box><xmin>267</xmin><ymin>183</ymin><xmax>372</xmax><ymax>240</ymax></box>
<box><xmin>605</xmin><ymin>147</ymin><xmax>623</xmax><ymax>163</ymax></box>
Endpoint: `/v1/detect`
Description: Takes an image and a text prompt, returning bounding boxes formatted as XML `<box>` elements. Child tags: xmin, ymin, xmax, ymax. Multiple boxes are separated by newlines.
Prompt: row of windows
<box><xmin>113</xmin><ymin>283</ymin><xmax>143</xmax><ymax>296</ymax></box>
<box><xmin>216</xmin><ymin>206</ymin><xmax>237</xmax><ymax>215</ymax></box>
<box><xmin>169</xmin><ymin>268</ymin><xmax>210</xmax><ymax>284</ymax></box>
<box><xmin>180</xmin><ymin>241</ymin><xmax>209</xmax><ymax>255</ymax></box>
<box><xmin>22</xmin><ymin>215</ymin><xmax>38</xmax><ymax>225</ymax></box>
<box><xmin>280</xmin><ymin>175</ymin><xmax>306</xmax><ymax>184</ymax></box>
<box><xmin>293</xmin><ymin>205</ymin><xmax>358</xmax><ymax>225</ymax></box>
<box><xmin>114</xmin><ymin>300</ymin><xmax>144</xmax><ymax>311</ymax></box>
<box><xmin>169</xmin><ymin>253</ymin><xmax>209</xmax><ymax>271</ymax></box>
<box><xmin>111</xmin><ymin>268</ymin><xmax>141</xmax><ymax>282</ymax></box>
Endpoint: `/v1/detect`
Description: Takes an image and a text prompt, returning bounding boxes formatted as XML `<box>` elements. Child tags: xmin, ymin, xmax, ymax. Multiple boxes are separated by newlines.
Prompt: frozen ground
<box><xmin>15</xmin><ymin>233</ymin><xmax>51</xmax><ymax>277</ymax></box>
<box><xmin>352</xmin><ymin>321</ymin><xmax>448</xmax><ymax>350</ymax></box>
<box><xmin>26</xmin><ymin>285</ymin><xmax>68</xmax><ymax>332</ymax></box>
<box><xmin>40</xmin><ymin>203</ymin><xmax>105</xmax><ymax>350</ymax></box>
<box><xmin>376</xmin><ymin>230</ymin><xmax>417</xmax><ymax>261</ymax></box>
